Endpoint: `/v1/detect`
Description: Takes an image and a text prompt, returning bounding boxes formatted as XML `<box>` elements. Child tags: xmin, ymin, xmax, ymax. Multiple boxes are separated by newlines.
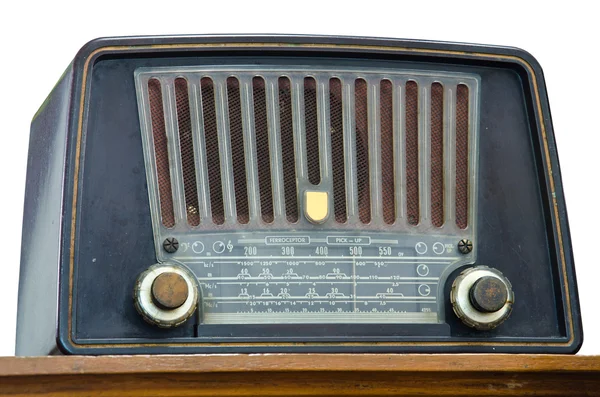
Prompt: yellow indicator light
<box><xmin>304</xmin><ymin>191</ymin><xmax>329</xmax><ymax>224</ymax></box>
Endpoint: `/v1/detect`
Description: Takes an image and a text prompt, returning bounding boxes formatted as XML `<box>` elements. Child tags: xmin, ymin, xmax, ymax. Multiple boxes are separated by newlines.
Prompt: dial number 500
<box><xmin>348</xmin><ymin>246</ymin><xmax>363</xmax><ymax>256</ymax></box>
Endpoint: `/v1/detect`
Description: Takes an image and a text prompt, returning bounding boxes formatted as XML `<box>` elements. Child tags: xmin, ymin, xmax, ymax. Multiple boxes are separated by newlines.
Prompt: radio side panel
<box><xmin>16</xmin><ymin>66</ymin><xmax>73</xmax><ymax>356</ymax></box>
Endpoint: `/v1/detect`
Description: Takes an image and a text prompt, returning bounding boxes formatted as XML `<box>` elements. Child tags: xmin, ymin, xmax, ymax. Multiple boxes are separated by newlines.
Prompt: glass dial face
<box><xmin>169</xmin><ymin>231</ymin><xmax>469</xmax><ymax>324</ymax></box>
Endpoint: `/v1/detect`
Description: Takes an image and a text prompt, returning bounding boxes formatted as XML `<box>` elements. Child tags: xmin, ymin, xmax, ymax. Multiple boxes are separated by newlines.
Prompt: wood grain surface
<box><xmin>1</xmin><ymin>354</ymin><xmax>599</xmax><ymax>396</ymax></box>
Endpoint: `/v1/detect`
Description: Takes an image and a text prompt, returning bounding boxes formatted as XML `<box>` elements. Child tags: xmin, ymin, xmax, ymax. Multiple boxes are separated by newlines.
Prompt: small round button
<box><xmin>469</xmin><ymin>276</ymin><xmax>508</xmax><ymax>313</ymax></box>
<box><xmin>151</xmin><ymin>272</ymin><xmax>189</xmax><ymax>310</ymax></box>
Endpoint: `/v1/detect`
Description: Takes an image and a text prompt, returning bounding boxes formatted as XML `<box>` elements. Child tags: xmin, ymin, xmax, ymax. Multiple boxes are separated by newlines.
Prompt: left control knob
<box><xmin>134</xmin><ymin>263</ymin><xmax>198</xmax><ymax>328</ymax></box>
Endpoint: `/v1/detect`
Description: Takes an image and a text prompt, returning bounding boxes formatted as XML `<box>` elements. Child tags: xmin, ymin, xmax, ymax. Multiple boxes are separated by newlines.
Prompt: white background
<box><xmin>0</xmin><ymin>1</ymin><xmax>598</xmax><ymax>356</ymax></box>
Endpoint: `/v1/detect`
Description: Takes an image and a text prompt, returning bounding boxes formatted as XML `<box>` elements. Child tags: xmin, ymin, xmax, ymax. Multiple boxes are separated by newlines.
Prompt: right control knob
<box><xmin>450</xmin><ymin>266</ymin><xmax>514</xmax><ymax>330</ymax></box>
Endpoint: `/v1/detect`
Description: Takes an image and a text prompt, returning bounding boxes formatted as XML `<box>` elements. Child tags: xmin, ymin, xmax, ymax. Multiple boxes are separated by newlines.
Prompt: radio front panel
<box><xmin>134</xmin><ymin>67</ymin><xmax>479</xmax><ymax>327</ymax></box>
<box><xmin>15</xmin><ymin>36</ymin><xmax>581</xmax><ymax>355</ymax></box>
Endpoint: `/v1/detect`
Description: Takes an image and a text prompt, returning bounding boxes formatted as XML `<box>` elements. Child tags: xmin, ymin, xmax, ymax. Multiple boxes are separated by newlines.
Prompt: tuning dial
<box><xmin>134</xmin><ymin>263</ymin><xmax>198</xmax><ymax>328</ymax></box>
<box><xmin>450</xmin><ymin>266</ymin><xmax>514</xmax><ymax>330</ymax></box>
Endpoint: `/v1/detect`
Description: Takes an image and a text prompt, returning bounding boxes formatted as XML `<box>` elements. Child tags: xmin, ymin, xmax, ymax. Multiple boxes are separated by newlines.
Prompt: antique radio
<box><xmin>16</xmin><ymin>35</ymin><xmax>582</xmax><ymax>355</ymax></box>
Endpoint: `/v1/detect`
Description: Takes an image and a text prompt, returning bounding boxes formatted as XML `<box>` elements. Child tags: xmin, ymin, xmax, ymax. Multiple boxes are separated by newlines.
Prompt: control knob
<box><xmin>450</xmin><ymin>266</ymin><xmax>514</xmax><ymax>330</ymax></box>
<box><xmin>134</xmin><ymin>263</ymin><xmax>198</xmax><ymax>328</ymax></box>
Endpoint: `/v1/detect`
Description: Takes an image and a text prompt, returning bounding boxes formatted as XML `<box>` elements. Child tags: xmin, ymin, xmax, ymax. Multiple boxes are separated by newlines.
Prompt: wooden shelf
<box><xmin>1</xmin><ymin>354</ymin><xmax>600</xmax><ymax>396</ymax></box>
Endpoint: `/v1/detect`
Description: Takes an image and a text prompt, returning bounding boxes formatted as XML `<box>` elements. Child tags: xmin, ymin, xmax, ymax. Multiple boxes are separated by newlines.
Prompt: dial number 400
<box><xmin>314</xmin><ymin>246</ymin><xmax>328</xmax><ymax>255</ymax></box>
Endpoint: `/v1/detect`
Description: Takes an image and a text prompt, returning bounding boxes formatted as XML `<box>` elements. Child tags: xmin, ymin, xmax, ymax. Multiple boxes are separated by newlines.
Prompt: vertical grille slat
<box><xmin>215</xmin><ymin>80</ymin><xmax>236</xmax><ymax>224</ymax></box>
<box><xmin>278</xmin><ymin>77</ymin><xmax>299</xmax><ymax>223</ymax></box>
<box><xmin>444</xmin><ymin>85</ymin><xmax>456</xmax><ymax>227</ymax></box>
<box><xmin>239</xmin><ymin>77</ymin><xmax>261</xmax><ymax>223</ymax></box>
<box><xmin>291</xmin><ymin>77</ymin><xmax>307</xmax><ymax>181</ymax></box>
<box><xmin>304</xmin><ymin>77</ymin><xmax>321</xmax><ymax>185</ymax></box>
<box><xmin>265</xmin><ymin>77</ymin><xmax>285</xmax><ymax>221</ymax></box>
<box><xmin>342</xmin><ymin>79</ymin><xmax>358</xmax><ymax>223</ymax></box>
<box><xmin>317</xmin><ymin>77</ymin><xmax>332</xmax><ymax>188</ymax></box>
<box><xmin>138</xmin><ymin>68</ymin><xmax>478</xmax><ymax>234</ymax></box>
<box><xmin>394</xmin><ymin>80</ymin><xmax>405</xmax><ymax>223</ymax></box>
<box><xmin>368</xmin><ymin>80</ymin><xmax>382</xmax><ymax>223</ymax></box>
<box><xmin>162</xmin><ymin>79</ymin><xmax>187</xmax><ymax>225</ymax></box>
<box><xmin>188</xmin><ymin>81</ymin><xmax>211</xmax><ymax>223</ymax></box>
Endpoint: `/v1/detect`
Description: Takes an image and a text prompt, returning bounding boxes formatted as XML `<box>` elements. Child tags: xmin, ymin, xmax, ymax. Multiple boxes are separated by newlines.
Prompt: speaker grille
<box><xmin>430</xmin><ymin>82</ymin><xmax>445</xmax><ymax>228</ymax></box>
<box><xmin>200</xmin><ymin>77</ymin><xmax>224</xmax><ymax>225</ymax></box>
<box><xmin>330</xmin><ymin>78</ymin><xmax>346</xmax><ymax>224</ymax></box>
<box><xmin>252</xmin><ymin>77</ymin><xmax>274</xmax><ymax>224</ymax></box>
<box><xmin>380</xmin><ymin>79</ymin><xmax>395</xmax><ymax>225</ymax></box>
<box><xmin>355</xmin><ymin>78</ymin><xmax>371</xmax><ymax>225</ymax></box>
<box><xmin>405</xmin><ymin>81</ymin><xmax>419</xmax><ymax>226</ymax></box>
<box><xmin>278</xmin><ymin>77</ymin><xmax>299</xmax><ymax>223</ymax></box>
<box><xmin>174</xmin><ymin>78</ymin><xmax>200</xmax><ymax>227</ymax></box>
<box><xmin>226</xmin><ymin>77</ymin><xmax>249</xmax><ymax>225</ymax></box>
<box><xmin>455</xmin><ymin>84</ymin><xmax>470</xmax><ymax>230</ymax></box>
<box><xmin>147</xmin><ymin>78</ymin><xmax>175</xmax><ymax>228</ymax></box>
<box><xmin>137</xmin><ymin>67</ymin><xmax>478</xmax><ymax>236</ymax></box>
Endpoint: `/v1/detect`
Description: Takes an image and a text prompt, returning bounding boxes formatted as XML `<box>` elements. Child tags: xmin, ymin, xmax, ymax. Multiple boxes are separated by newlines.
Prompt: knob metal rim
<box><xmin>450</xmin><ymin>266</ymin><xmax>514</xmax><ymax>331</ymax></box>
<box><xmin>134</xmin><ymin>263</ymin><xmax>198</xmax><ymax>328</ymax></box>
